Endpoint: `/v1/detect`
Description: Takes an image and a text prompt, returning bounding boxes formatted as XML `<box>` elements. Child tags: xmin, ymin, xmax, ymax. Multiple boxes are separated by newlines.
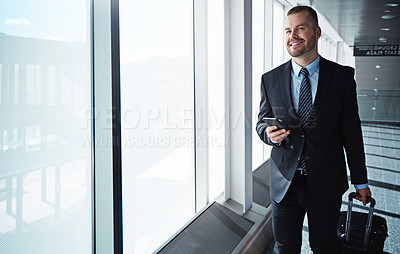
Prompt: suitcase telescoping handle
<box><xmin>345</xmin><ymin>192</ymin><xmax>376</xmax><ymax>249</ymax></box>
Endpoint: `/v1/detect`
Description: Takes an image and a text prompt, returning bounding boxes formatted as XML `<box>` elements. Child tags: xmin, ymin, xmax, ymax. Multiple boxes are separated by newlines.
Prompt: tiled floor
<box><xmin>264</xmin><ymin>124</ymin><xmax>400</xmax><ymax>254</ymax></box>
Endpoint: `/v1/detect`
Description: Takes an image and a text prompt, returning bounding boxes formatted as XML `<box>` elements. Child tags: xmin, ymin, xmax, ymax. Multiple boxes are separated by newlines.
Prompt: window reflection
<box><xmin>207</xmin><ymin>0</ymin><xmax>225</xmax><ymax>202</ymax></box>
<box><xmin>252</xmin><ymin>0</ymin><xmax>266</xmax><ymax>170</ymax></box>
<box><xmin>0</xmin><ymin>2</ymin><xmax>91</xmax><ymax>251</ymax></box>
<box><xmin>120</xmin><ymin>0</ymin><xmax>195</xmax><ymax>253</ymax></box>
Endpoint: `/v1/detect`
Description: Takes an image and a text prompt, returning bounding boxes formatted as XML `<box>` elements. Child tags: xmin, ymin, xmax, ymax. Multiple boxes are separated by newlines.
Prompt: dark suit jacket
<box><xmin>256</xmin><ymin>57</ymin><xmax>368</xmax><ymax>203</ymax></box>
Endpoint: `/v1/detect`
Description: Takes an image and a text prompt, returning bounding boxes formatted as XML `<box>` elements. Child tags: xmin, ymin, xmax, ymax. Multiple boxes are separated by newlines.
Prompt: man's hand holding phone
<box><xmin>263</xmin><ymin>118</ymin><xmax>290</xmax><ymax>143</ymax></box>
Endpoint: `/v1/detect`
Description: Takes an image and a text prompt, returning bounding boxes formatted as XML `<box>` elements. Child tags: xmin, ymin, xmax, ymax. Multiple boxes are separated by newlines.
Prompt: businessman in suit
<box><xmin>256</xmin><ymin>6</ymin><xmax>371</xmax><ymax>254</ymax></box>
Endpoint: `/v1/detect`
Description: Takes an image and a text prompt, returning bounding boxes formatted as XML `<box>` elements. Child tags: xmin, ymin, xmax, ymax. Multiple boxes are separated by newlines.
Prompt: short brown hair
<box><xmin>287</xmin><ymin>6</ymin><xmax>319</xmax><ymax>29</ymax></box>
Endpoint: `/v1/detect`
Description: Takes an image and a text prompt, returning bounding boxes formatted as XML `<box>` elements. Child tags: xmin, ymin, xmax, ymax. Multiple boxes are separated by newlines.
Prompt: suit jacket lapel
<box><xmin>279</xmin><ymin>61</ymin><xmax>295</xmax><ymax>112</ymax></box>
<box><xmin>313</xmin><ymin>57</ymin><xmax>333</xmax><ymax>119</ymax></box>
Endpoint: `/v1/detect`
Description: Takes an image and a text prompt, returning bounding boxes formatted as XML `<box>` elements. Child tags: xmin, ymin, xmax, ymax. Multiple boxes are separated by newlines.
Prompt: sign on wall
<box><xmin>354</xmin><ymin>45</ymin><xmax>400</xmax><ymax>56</ymax></box>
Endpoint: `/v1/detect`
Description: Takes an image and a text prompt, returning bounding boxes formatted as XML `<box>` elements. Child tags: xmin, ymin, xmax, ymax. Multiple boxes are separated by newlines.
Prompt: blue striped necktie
<box><xmin>298</xmin><ymin>67</ymin><xmax>312</xmax><ymax>173</ymax></box>
<box><xmin>298</xmin><ymin>67</ymin><xmax>312</xmax><ymax>129</ymax></box>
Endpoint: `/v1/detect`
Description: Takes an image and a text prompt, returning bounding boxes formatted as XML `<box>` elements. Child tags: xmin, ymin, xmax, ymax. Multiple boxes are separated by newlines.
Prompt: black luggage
<box><xmin>337</xmin><ymin>192</ymin><xmax>388</xmax><ymax>254</ymax></box>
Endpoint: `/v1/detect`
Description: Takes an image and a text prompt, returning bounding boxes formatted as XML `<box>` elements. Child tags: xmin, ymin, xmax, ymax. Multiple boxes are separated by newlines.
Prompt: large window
<box><xmin>273</xmin><ymin>1</ymin><xmax>286</xmax><ymax>68</ymax></box>
<box><xmin>207</xmin><ymin>0</ymin><xmax>225</xmax><ymax>201</ymax></box>
<box><xmin>319</xmin><ymin>33</ymin><xmax>337</xmax><ymax>61</ymax></box>
<box><xmin>252</xmin><ymin>0</ymin><xmax>288</xmax><ymax>170</ymax></box>
<box><xmin>1</xmin><ymin>1</ymin><xmax>354</xmax><ymax>253</ymax></box>
<box><xmin>119</xmin><ymin>0</ymin><xmax>195</xmax><ymax>253</ymax></box>
<box><xmin>252</xmin><ymin>0</ymin><xmax>266</xmax><ymax>170</ymax></box>
<box><xmin>0</xmin><ymin>0</ymin><xmax>92</xmax><ymax>253</ymax></box>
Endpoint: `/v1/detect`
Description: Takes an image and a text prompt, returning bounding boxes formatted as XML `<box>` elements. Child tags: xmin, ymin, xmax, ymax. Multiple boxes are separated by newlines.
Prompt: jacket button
<box><xmin>301</xmin><ymin>133</ymin><xmax>305</xmax><ymax>138</ymax></box>
<box><xmin>305</xmin><ymin>156</ymin><xmax>310</xmax><ymax>160</ymax></box>
<box><xmin>297</xmin><ymin>156</ymin><xmax>300</xmax><ymax>161</ymax></box>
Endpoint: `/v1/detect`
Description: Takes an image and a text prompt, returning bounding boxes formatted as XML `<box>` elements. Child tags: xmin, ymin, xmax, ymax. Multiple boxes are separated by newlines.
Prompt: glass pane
<box><xmin>252</xmin><ymin>0</ymin><xmax>266</xmax><ymax>170</ymax></box>
<box><xmin>273</xmin><ymin>1</ymin><xmax>285</xmax><ymax>68</ymax></box>
<box><xmin>119</xmin><ymin>0</ymin><xmax>195</xmax><ymax>253</ymax></box>
<box><xmin>0</xmin><ymin>0</ymin><xmax>92</xmax><ymax>253</ymax></box>
<box><xmin>207</xmin><ymin>0</ymin><xmax>225</xmax><ymax>201</ymax></box>
<box><xmin>358</xmin><ymin>90</ymin><xmax>400</xmax><ymax>122</ymax></box>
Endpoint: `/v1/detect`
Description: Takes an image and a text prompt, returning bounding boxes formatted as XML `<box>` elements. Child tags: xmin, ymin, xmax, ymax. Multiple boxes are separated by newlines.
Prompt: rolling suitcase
<box><xmin>337</xmin><ymin>192</ymin><xmax>388</xmax><ymax>254</ymax></box>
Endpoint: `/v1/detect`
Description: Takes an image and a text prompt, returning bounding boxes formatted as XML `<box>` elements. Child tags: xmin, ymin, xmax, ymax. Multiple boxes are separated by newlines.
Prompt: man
<box><xmin>256</xmin><ymin>6</ymin><xmax>371</xmax><ymax>254</ymax></box>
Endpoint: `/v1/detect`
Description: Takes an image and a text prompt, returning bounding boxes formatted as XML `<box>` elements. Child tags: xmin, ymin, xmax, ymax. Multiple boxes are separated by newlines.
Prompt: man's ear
<box><xmin>316</xmin><ymin>27</ymin><xmax>321</xmax><ymax>39</ymax></box>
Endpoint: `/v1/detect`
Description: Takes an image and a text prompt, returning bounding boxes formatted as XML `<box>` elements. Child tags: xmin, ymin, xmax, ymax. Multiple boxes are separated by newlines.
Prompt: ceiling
<box><xmin>312</xmin><ymin>0</ymin><xmax>400</xmax><ymax>90</ymax></box>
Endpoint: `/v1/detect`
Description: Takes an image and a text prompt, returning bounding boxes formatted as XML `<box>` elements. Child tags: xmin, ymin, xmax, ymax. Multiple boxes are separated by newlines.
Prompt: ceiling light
<box><xmin>381</xmin><ymin>14</ymin><xmax>395</xmax><ymax>19</ymax></box>
<box><xmin>384</xmin><ymin>3</ymin><xmax>399</xmax><ymax>7</ymax></box>
<box><xmin>380</xmin><ymin>27</ymin><xmax>391</xmax><ymax>31</ymax></box>
<box><xmin>379</xmin><ymin>37</ymin><xmax>388</xmax><ymax>42</ymax></box>
<box><xmin>385</xmin><ymin>10</ymin><xmax>392</xmax><ymax>13</ymax></box>
<box><xmin>375</xmin><ymin>77</ymin><xmax>379</xmax><ymax>81</ymax></box>
<box><xmin>376</xmin><ymin>65</ymin><xmax>381</xmax><ymax>69</ymax></box>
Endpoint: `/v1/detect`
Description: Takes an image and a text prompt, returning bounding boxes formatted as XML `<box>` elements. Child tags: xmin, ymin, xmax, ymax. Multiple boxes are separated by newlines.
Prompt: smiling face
<box><xmin>285</xmin><ymin>11</ymin><xmax>321</xmax><ymax>65</ymax></box>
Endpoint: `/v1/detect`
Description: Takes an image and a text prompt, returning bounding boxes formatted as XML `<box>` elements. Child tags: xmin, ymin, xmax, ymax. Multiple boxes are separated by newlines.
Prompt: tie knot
<box><xmin>300</xmin><ymin>67</ymin><xmax>309</xmax><ymax>77</ymax></box>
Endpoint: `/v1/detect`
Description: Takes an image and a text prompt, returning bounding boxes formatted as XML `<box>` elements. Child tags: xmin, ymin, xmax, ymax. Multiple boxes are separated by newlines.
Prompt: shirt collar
<box><xmin>291</xmin><ymin>55</ymin><xmax>320</xmax><ymax>77</ymax></box>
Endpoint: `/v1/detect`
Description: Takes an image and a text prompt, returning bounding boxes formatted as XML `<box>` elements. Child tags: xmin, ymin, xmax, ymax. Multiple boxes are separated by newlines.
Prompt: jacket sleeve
<box><xmin>341</xmin><ymin>68</ymin><xmax>368</xmax><ymax>185</ymax></box>
<box><xmin>255</xmin><ymin>75</ymin><xmax>281</xmax><ymax>147</ymax></box>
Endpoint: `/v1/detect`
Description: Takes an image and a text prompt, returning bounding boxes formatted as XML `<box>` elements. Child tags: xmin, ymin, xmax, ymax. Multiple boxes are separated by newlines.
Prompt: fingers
<box><xmin>356</xmin><ymin>194</ymin><xmax>367</xmax><ymax>205</ymax></box>
<box><xmin>354</xmin><ymin>195</ymin><xmax>366</xmax><ymax>205</ymax></box>
<box><xmin>356</xmin><ymin>187</ymin><xmax>372</xmax><ymax>206</ymax></box>
<box><xmin>267</xmin><ymin>126</ymin><xmax>290</xmax><ymax>143</ymax></box>
<box><xmin>364</xmin><ymin>189</ymin><xmax>372</xmax><ymax>206</ymax></box>
<box><xmin>354</xmin><ymin>196</ymin><xmax>363</xmax><ymax>203</ymax></box>
<box><xmin>362</xmin><ymin>196</ymin><xmax>368</xmax><ymax>206</ymax></box>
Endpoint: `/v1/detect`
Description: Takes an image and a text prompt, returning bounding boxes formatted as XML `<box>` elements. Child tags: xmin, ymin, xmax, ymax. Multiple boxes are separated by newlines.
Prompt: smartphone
<box><xmin>263</xmin><ymin>117</ymin><xmax>287</xmax><ymax>130</ymax></box>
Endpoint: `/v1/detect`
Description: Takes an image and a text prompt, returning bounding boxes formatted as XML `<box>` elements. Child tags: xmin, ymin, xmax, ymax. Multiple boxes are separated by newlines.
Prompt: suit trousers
<box><xmin>271</xmin><ymin>171</ymin><xmax>342</xmax><ymax>254</ymax></box>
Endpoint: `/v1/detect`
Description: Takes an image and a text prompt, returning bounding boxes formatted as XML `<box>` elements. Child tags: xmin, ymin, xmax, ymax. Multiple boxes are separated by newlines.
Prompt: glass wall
<box><xmin>207</xmin><ymin>0</ymin><xmax>225</xmax><ymax>201</ymax></box>
<box><xmin>319</xmin><ymin>33</ymin><xmax>337</xmax><ymax>61</ymax></box>
<box><xmin>0</xmin><ymin>0</ymin><xmax>92</xmax><ymax>253</ymax></box>
<box><xmin>272</xmin><ymin>1</ymin><xmax>286</xmax><ymax>68</ymax></box>
<box><xmin>0</xmin><ymin>1</ymin><xmax>360</xmax><ymax>252</ymax></box>
<box><xmin>252</xmin><ymin>0</ymin><xmax>288</xmax><ymax>170</ymax></box>
<box><xmin>252</xmin><ymin>0</ymin><xmax>266</xmax><ymax>170</ymax></box>
<box><xmin>358</xmin><ymin>90</ymin><xmax>400</xmax><ymax>122</ymax></box>
<box><xmin>119</xmin><ymin>0</ymin><xmax>195</xmax><ymax>253</ymax></box>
